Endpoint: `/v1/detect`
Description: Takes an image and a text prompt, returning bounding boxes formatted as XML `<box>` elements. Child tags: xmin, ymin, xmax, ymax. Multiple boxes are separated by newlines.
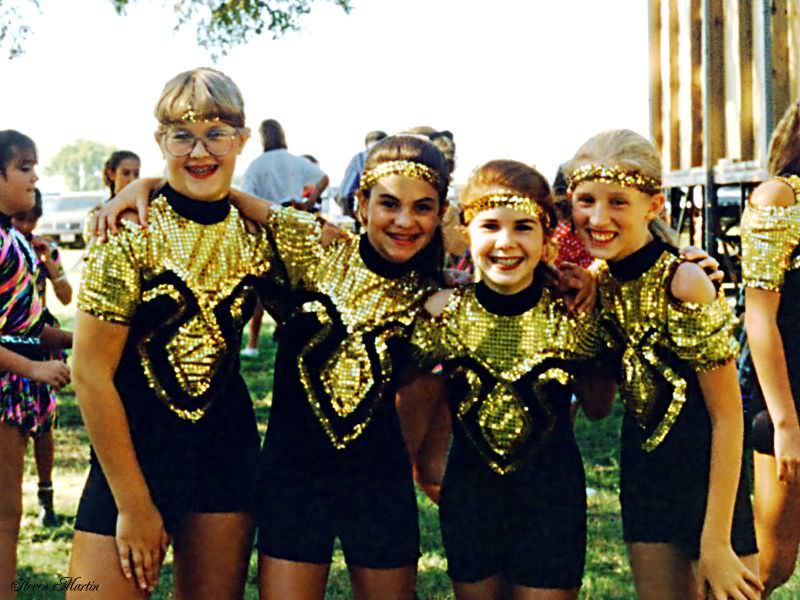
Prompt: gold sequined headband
<box><xmin>463</xmin><ymin>193</ymin><xmax>552</xmax><ymax>229</ymax></box>
<box><xmin>567</xmin><ymin>163</ymin><xmax>662</xmax><ymax>196</ymax></box>
<box><xmin>359</xmin><ymin>160</ymin><xmax>441</xmax><ymax>193</ymax></box>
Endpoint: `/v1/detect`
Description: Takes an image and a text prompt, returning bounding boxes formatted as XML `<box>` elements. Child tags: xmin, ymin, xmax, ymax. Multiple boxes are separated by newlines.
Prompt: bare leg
<box><xmin>627</xmin><ymin>542</ymin><xmax>694</xmax><ymax>600</ymax></box>
<box><xmin>511</xmin><ymin>585</ymin><xmax>579</xmax><ymax>600</ymax></box>
<box><xmin>452</xmin><ymin>575</ymin><xmax>508</xmax><ymax>600</ymax></box>
<box><xmin>413</xmin><ymin>398</ymin><xmax>451</xmax><ymax>503</ymax></box>
<box><xmin>247</xmin><ymin>301</ymin><xmax>265</xmax><ymax>351</ymax></box>
<box><xmin>33</xmin><ymin>429</ymin><xmax>55</xmax><ymax>486</ymax></box>
<box><xmin>349</xmin><ymin>564</ymin><xmax>416</xmax><ymax>600</ymax></box>
<box><xmin>396</xmin><ymin>373</ymin><xmax>446</xmax><ymax>463</ymax></box>
<box><xmin>68</xmin><ymin>530</ymin><xmax>149</xmax><ymax>600</ymax></box>
<box><xmin>0</xmin><ymin>423</ymin><xmax>26</xmax><ymax>600</ymax></box>
<box><xmin>753</xmin><ymin>451</ymin><xmax>800</xmax><ymax>595</ymax></box>
<box><xmin>172</xmin><ymin>512</ymin><xmax>253</xmax><ymax>600</ymax></box>
<box><xmin>258</xmin><ymin>555</ymin><xmax>330</xmax><ymax>600</ymax></box>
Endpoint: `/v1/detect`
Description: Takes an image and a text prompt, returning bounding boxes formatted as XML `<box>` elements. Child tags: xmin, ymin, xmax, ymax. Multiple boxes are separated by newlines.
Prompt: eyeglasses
<box><xmin>161</xmin><ymin>127</ymin><xmax>241</xmax><ymax>157</ymax></box>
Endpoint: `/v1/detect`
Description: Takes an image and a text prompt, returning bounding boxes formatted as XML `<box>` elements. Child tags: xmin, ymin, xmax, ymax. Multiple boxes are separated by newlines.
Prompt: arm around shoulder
<box><xmin>671</xmin><ymin>261</ymin><xmax>716</xmax><ymax>304</ymax></box>
<box><xmin>423</xmin><ymin>289</ymin><xmax>454</xmax><ymax>317</ymax></box>
<box><xmin>750</xmin><ymin>178</ymin><xmax>796</xmax><ymax>208</ymax></box>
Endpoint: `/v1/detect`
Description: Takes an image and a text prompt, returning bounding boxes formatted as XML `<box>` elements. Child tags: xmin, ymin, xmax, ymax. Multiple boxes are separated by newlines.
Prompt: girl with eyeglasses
<box><xmin>68</xmin><ymin>67</ymin><xmax>281</xmax><ymax>599</ymax></box>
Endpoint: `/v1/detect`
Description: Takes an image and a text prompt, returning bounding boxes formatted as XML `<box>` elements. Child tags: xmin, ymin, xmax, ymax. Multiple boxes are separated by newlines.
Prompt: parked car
<box><xmin>36</xmin><ymin>191</ymin><xmax>106</xmax><ymax>249</ymax></box>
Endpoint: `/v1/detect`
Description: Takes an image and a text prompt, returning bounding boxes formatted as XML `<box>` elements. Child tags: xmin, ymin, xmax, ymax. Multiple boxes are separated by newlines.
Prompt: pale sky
<box><xmin>1</xmin><ymin>0</ymin><xmax>649</xmax><ymax>191</ymax></box>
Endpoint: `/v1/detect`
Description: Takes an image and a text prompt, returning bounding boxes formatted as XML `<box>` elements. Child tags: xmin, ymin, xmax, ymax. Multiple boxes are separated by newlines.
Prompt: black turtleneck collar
<box><xmin>358</xmin><ymin>234</ymin><xmax>415</xmax><ymax>279</ymax></box>
<box><xmin>160</xmin><ymin>183</ymin><xmax>230</xmax><ymax>225</ymax></box>
<box><xmin>0</xmin><ymin>213</ymin><xmax>10</xmax><ymax>230</ymax></box>
<box><xmin>475</xmin><ymin>278</ymin><xmax>543</xmax><ymax>316</ymax></box>
<box><xmin>607</xmin><ymin>238</ymin><xmax>676</xmax><ymax>281</ymax></box>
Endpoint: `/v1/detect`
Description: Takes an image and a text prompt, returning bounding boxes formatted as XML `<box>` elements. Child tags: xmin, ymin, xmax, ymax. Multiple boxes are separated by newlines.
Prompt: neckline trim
<box><xmin>160</xmin><ymin>183</ymin><xmax>231</xmax><ymax>225</ymax></box>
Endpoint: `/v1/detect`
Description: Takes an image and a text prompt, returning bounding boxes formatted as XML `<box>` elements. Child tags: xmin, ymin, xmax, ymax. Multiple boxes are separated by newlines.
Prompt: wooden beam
<box><xmin>704</xmin><ymin>0</ymin><xmax>726</xmax><ymax>164</ymax></box>
<box><xmin>739</xmin><ymin>0</ymin><xmax>754</xmax><ymax>160</ymax></box>
<box><xmin>669</xmin><ymin>0</ymin><xmax>681</xmax><ymax>170</ymax></box>
<box><xmin>690</xmin><ymin>0</ymin><xmax>703</xmax><ymax>166</ymax></box>
<box><xmin>772</xmin><ymin>0</ymin><xmax>790</xmax><ymax>125</ymax></box>
<box><xmin>649</xmin><ymin>0</ymin><xmax>664</xmax><ymax>154</ymax></box>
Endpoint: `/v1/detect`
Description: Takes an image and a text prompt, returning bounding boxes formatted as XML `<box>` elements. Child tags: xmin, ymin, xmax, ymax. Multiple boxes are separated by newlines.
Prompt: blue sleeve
<box><xmin>339</xmin><ymin>153</ymin><xmax>363</xmax><ymax>197</ymax></box>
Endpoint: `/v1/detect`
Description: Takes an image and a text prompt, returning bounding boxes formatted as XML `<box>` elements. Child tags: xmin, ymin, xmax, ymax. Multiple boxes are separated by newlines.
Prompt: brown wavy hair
<box><xmin>768</xmin><ymin>101</ymin><xmax>800</xmax><ymax>176</ymax></box>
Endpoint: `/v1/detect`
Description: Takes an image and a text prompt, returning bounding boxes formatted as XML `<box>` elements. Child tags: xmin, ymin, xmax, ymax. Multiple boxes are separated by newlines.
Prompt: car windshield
<box><xmin>43</xmin><ymin>197</ymin><xmax>103</xmax><ymax>212</ymax></box>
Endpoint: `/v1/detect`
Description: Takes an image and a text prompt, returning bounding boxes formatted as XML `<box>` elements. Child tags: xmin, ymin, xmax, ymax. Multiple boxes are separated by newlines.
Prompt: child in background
<box><xmin>103</xmin><ymin>150</ymin><xmax>140</xmax><ymax>200</ymax></box>
<box><xmin>11</xmin><ymin>188</ymin><xmax>73</xmax><ymax>528</ymax></box>
<box><xmin>0</xmin><ymin>130</ymin><xmax>71</xmax><ymax>599</ymax></box>
<box><xmin>567</xmin><ymin>129</ymin><xmax>761</xmax><ymax>600</ymax></box>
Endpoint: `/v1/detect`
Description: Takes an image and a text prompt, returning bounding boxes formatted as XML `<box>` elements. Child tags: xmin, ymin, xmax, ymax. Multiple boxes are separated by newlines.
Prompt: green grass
<box><xmin>14</xmin><ymin>250</ymin><xmax>800</xmax><ymax>598</ymax></box>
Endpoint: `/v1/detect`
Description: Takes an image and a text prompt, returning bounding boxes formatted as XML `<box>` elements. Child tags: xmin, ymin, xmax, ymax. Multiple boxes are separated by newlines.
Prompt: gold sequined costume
<box><xmin>741</xmin><ymin>174</ymin><xmax>800</xmax><ymax>455</ymax></box>
<box><xmin>410</xmin><ymin>279</ymin><xmax>605</xmax><ymax>588</ymax></box>
<box><xmin>599</xmin><ymin>239</ymin><xmax>756</xmax><ymax>556</ymax></box>
<box><xmin>74</xmin><ymin>184</ymin><xmax>278</xmax><ymax>535</ymax></box>
<box><xmin>411</xmin><ymin>282</ymin><xmax>604</xmax><ymax>475</ymax></box>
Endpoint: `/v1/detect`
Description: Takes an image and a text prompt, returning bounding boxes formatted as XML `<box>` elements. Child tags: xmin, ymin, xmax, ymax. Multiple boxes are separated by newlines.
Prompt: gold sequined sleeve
<box><xmin>264</xmin><ymin>206</ymin><xmax>323</xmax><ymax>288</ymax></box>
<box><xmin>667</xmin><ymin>291</ymin><xmax>739</xmax><ymax>372</ymax></box>
<box><xmin>77</xmin><ymin>224</ymin><xmax>142</xmax><ymax>324</ymax></box>
<box><xmin>741</xmin><ymin>182</ymin><xmax>800</xmax><ymax>291</ymax></box>
<box><xmin>408</xmin><ymin>306</ymin><xmax>449</xmax><ymax>371</ymax></box>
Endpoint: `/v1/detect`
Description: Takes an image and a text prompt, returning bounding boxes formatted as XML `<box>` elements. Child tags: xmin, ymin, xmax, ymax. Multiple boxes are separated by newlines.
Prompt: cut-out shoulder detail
<box><xmin>750</xmin><ymin>179</ymin><xmax>796</xmax><ymax>208</ymax></box>
<box><xmin>424</xmin><ymin>288</ymin><xmax>454</xmax><ymax>317</ymax></box>
<box><xmin>670</xmin><ymin>261</ymin><xmax>716</xmax><ymax>304</ymax></box>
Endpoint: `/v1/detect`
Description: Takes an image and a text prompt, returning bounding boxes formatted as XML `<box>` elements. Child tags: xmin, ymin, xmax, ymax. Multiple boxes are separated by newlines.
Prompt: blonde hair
<box><xmin>564</xmin><ymin>129</ymin><xmax>677</xmax><ymax>246</ymax></box>
<box><xmin>767</xmin><ymin>101</ymin><xmax>800</xmax><ymax>176</ymax></box>
<box><xmin>154</xmin><ymin>67</ymin><xmax>245</xmax><ymax>129</ymax></box>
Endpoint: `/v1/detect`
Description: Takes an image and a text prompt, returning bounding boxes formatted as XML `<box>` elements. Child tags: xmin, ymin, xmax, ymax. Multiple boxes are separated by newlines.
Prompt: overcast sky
<box><xmin>1</xmin><ymin>0</ymin><xmax>649</xmax><ymax>191</ymax></box>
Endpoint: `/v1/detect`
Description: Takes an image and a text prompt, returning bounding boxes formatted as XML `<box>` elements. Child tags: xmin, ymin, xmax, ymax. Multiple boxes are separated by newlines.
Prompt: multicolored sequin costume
<box><xmin>597</xmin><ymin>239</ymin><xmax>756</xmax><ymax>557</ymax></box>
<box><xmin>741</xmin><ymin>174</ymin><xmax>800</xmax><ymax>455</ymax></box>
<box><xmin>409</xmin><ymin>278</ymin><xmax>604</xmax><ymax>587</ymax></box>
<box><xmin>74</xmin><ymin>185</ymin><xmax>278</xmax><ymax>535</ymax></box>
<box><xmin>256</xmin><ymin>229</ymin><xmax>438</xmax><ymax>568</ymax></box>
<box><xmin>0</xmin><ymin>219</ymin><xmax>52</xmax><ymax>436</ymax></box>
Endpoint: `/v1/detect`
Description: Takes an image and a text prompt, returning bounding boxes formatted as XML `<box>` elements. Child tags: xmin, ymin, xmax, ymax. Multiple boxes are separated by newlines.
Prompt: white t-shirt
<box><xmin>241</xmin><ymin>149</ymin><xmax>325</xmax><ymax>204</ymax></box>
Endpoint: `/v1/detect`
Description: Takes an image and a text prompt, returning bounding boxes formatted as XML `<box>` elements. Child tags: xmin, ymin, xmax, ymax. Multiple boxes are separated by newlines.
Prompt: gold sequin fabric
<box><xmin>568</xmin><ymin>163</ymin><xmax>662</xmax><ymax>196</ymax></box>
<box><xmin>411</xmin><ymin>286</ymin><xmax>604</xmax><ymax>474</ymax></box>
<box><xmin>596</xmin><ymin>253</ymin><xmax>739</xmax><ymax>451</ymax></box>
<box><xmin>358</xmin><ymin>160</ymin><xmax>440</xmax><ymax>193</ymax></box>
<box><xmin>741</xmin><ymin>175</ymin><xmax>800</xmax><ymax>292</ymax></box>
<box><xmin>267</xmin><ymin>226</ymin><xmax>434</xmax><ymax>449</ymax></box>
<box><xmin>78</xmin><ymin>193</ymin><xmax>274</xmax><ymax>421</ymax></box>
<box><xmin>462</xmin><ymin>193</ymin><xmax>551</xmax><ymax>228</ymax></box>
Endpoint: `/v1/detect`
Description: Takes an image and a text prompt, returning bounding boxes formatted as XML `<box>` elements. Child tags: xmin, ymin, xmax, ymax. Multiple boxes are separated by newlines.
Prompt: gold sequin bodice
<box><xmin>79</xmin><ymin>191</ymin><xmax>274</xmax><ymax>421</ymax></box>
<box><xmin>268</xmin><ymin>225</ymin><xmax>434</xmax><ymax>450</ymax></box>
<box><xmin>741</xmin><ymin>175</ymin><xmax>800</xmax><ymax>292</ymax></box>
<box><xmin>596</xmin><ymin>246</ymin><xmax>738</xmax><ymax>451</ymax></box>
<box><xmin>411</xmin><ymin>285</ymin><xmax>604</xmax><ymax>474</ymax></box>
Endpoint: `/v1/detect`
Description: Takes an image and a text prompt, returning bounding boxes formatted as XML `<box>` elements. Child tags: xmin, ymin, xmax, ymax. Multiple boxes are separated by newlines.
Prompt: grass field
<box><xmin>12</xmin><ymin>250</ymin><xmax>800</xmax><ymax>599</ymax></box>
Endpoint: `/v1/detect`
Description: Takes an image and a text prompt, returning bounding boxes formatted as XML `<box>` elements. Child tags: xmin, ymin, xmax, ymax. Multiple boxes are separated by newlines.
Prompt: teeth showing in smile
<box><xmin>589</xmin><ymin>231</ymin><xmax>616</xmax><ymax>242</ymax></box>
<box><xmin>489</xmin><ymin>256</ymin><xmax>523</xmax><ymax>267</ymax></box>
<box><xmin>187</xmin><ymin>165</ymin><xmax>216</xmax><ymax>175</ymax></box>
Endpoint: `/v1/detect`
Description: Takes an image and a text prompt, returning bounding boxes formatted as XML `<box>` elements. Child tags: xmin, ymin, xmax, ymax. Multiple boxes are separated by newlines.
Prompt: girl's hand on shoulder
<box><xmin>696</xmin><ymin>543</ymin><xmax>762</xmax><ymax>600</ymax></box>
<box><xmin>679</xmin><ymin>246</ymin><xmax>724</xmax><ymax>284</ymax></box>
<box><xmin>115</xmin><ymin>503</ymin><xmax>171</xmax><ymax>593</ymax></box>
<box><xmin>424</xmin><ymin>289</ymin><xmax>454</xmax><ymax>317</ymax></box>
<box><xmin>774</xmin><ymin>422</ymin><xmax>800</xmax><ymax>485</ymax></box>
<box><xmin>95</xmin><ymin>178</ymin><xmax>162</xmax><ymax>242</ymax></box>
<box><xmin>556</xmin><ymin>261</ymin><xmax>597</xmax><ymax>313</ymax></box>
<box><xmin>670</xmin><ymin>261</ymin><xmax>716</xmax><ymax>304</ymax></box>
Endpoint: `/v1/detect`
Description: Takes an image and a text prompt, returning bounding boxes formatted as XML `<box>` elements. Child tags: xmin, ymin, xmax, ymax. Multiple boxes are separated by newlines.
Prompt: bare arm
<box><xmin>306</xmin><ymin>174</ymin><xmax>329</xmax><ymax>205</ymax></box>
<box><xmin>39</xmin><ymin>324</ymin><xmax>72</xmax><ymax>351</ymax></box>
<box><xmin>573</xmin><ymin>375</ymin><xmax>616</xmax><ymax>420</ymax></box>
<box><xmin>73</xmin><ymin>311</ymin><xmax>169</xmax><ymax>592</ymax></box>
<box><xmin>32</xmin><ymin>238</ymin><xmax>72</xmax><ymax>305</ymax></box>
<box><xmin>0</xmin><ymin>344</ymin><xmax>69</xmax><ymax>388</ymax></box>
<box><xmin>671</xmin><ymin>263</ymin><xmax>761</xmax><ymax>598</ymax></box>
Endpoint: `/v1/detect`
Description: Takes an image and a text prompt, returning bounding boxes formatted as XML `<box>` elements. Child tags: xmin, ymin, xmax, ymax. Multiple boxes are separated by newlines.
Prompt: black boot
<box><xmin>37</xmin><ymin>484</ymin><xmax>59</xmax><ymax>528</ymax></box>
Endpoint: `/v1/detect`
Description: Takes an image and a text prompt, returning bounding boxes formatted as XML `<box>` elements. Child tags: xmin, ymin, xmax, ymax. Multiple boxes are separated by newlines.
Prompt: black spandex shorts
<box><xmin>620</xmin><ymin>411</ymin><xmax>757</xmax><ymax>558</ymax></box>
<box><xmin>439</xmin><ymin>446</ymin><xmax>587</xmax><ymax>589</ymax></box>
<box><xmin>257</xmin><ymin>472</ymin><xmax>420</xmax><ymax>569</ymax></box>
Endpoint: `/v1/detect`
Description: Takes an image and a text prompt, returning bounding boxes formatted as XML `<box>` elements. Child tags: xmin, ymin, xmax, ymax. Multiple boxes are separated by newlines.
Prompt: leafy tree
<box><xmin>2</xmin><ymin>0</ymin><xmax>351</xmax><ymax>59</ymax></box>
<box><xmin>45</xmin><ymin>140</ymin><xmax>116</xmax><ymax>191</ymax></box>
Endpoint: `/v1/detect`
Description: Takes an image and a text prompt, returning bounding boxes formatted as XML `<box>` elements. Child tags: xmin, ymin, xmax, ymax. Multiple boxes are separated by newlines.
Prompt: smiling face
<box><xmin>0</xmin><ymin>148</ymin><xmax>38</xmax><ymax>216</ymax></box>
<box><xmin>157</xmin><ymin>121</ymin><xmax>248</xmax><ymax>201</ymax></box>
<box><xmin>110</xmin><ymin>158</ymin><xmax>141</xmax><ymax>194</ymax></box>
<box><xmin>571</xmin><ymin>180</ymin><xmax>663</xmax><ymax>262</ymax></box>
<box><xmin>357</xmin><ymin>174</ymin><xmax>444</xmax><ymax>264</ymax></box>
<box><xmin>469</xmin><ymin>205</ymin><xmax>544</xmax><ymax>294</ymax></box>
